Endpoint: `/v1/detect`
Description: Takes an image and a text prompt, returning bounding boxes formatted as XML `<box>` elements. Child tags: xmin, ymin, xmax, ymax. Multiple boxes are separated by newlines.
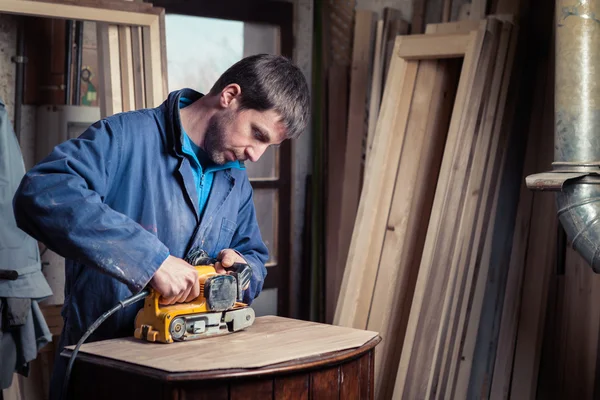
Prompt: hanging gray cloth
<box><xmin>0</xmin><ymin>96</ymin><xmax>53</xmax><ymax>389</ymax></box>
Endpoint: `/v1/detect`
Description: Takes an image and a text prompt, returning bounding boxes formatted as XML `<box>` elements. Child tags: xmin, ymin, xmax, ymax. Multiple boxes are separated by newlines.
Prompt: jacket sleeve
<box><xmin>230</xmin><ymin>177</ymin><xmax>269</xmax><ymax>304</ymax></box>
<box><xmin>12</xmin><ymin>118</ymin><xmax>170</xmax><ymax>293</ymax></box>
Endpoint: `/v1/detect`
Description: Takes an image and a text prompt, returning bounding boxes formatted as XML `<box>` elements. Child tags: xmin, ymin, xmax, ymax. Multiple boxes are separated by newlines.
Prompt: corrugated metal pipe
<box><xmin>526</xmin><ymin>0</ymin><xmax>600</xmax><ymax>271</ymax></box>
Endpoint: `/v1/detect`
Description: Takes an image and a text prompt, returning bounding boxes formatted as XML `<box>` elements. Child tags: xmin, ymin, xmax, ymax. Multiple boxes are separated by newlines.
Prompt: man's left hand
<box><xmin>215</xmin><ymin>249</ymin><xmax>250</xmax><ymax>290</ymax></box>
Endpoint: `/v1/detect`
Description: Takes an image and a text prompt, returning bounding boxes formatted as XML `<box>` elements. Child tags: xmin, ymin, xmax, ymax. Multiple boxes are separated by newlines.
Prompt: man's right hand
<box><xmin>150</xmin><ymin>255</ymin><xmax>200</xmax><ymax>305</ymax></box>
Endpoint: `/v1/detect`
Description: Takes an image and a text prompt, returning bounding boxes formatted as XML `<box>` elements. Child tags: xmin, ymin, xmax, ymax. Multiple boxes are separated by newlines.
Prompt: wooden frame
<box><xmin>334</xmin><ymin>24</ymin><xmax>488</xmax><ymax>396</ymax></box>
<box><xmin>150</xmin><ymin>0</ymin><xmax>295</xmax><ymax>317</ymax></box>
<box><xmin>334</xmin><ymin>17</ymin><xmax>519</xmax><ymax>400</ymax></box>
<box><xmin>0</xmin><ymin>0</ymin><xmax>168</xmax><ymax>118</ymax></box>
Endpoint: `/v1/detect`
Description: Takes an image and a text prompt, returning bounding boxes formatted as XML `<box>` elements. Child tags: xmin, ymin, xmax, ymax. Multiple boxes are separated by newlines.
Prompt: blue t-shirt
<box><xmin>179</xmin><ymin>97</ymin><xmax>243</xmax><ymax>218</ymax></box>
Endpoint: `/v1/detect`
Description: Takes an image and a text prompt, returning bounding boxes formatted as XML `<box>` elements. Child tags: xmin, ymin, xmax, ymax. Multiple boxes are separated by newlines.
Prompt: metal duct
<box><xmin>526</xmin><ymin>0</ymin><xmax>600</xmax><ymax>271</ymax></box>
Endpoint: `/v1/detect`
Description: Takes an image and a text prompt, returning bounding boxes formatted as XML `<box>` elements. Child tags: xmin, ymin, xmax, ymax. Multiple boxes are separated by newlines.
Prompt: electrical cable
<box><xmin>61</xmin><ymin>289</ymin><xmax>150</xmax><ymax>400</ymax></box>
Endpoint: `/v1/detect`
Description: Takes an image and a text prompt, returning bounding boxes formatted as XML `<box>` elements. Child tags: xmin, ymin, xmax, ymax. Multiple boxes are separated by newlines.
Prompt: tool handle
<box><xmin>0</xmin><ymin>269</ymin><xmax>19</xmax><ymax>281</ymax></box>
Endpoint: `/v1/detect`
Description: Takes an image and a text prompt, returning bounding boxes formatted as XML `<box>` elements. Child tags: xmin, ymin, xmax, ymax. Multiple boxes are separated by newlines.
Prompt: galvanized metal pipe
<box><xmin>527</xmin><ymin>0</ymin><xmax>600</xmax><ymax>271</ymax></box>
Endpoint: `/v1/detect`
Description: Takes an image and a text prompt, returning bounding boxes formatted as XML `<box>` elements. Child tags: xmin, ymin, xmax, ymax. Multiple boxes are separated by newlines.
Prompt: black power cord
<box><xmin>61</xmin><ymin>289</ymin><xmax>150</xmax><ymax>400</ymax></box>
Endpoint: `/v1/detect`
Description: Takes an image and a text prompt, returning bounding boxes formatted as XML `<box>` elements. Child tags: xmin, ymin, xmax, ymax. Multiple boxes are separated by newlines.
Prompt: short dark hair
<box><xmin>209</xmin><ymin>54</ymin><xmax>310</xmax><ymax>140</ymax></box>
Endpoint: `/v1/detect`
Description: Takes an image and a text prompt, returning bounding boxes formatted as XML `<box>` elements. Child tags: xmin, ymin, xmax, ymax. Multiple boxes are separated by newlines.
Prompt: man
<box><xmin>12</xmin><ymin>54</ymin><xmax>310</xmax><ymax>399</ymax></box>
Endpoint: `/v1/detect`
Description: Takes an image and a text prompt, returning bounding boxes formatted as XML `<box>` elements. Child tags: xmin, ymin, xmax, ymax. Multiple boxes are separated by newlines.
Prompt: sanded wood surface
<box><xmin>65</xmin><ymin>316</ymin><xmax>378</xmax><ymax>373</ymax></box>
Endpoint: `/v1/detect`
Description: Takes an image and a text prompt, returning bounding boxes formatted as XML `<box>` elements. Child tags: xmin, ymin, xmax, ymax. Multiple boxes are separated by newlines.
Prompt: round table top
<box><xmin>63</xmin><ymin>316</ymin><xmax>382</xmax><ymax>382</ymax></box>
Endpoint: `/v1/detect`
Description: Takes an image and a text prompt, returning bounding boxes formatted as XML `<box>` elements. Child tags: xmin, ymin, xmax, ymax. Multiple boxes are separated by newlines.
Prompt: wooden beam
<box><xmin>335</xmin><ymin>9</ymin><xmax>375</xmax><ymax>301</ymax></box>
<box><xmin>393</xmin><ymin>20</ymin><xmax>491</xmax><ymax>399</ymax></box>
<box><xmin>131</xmin><ymin>26</ymin><xmax>146</xmax><ymax>110</ymax></box>
<box><xmin>97</xmin><ymin>23</ymin><xmax>123</xmax><ymax>117</ymax></box>
<box><xmin>397</xmin><ymin>33</ymin><xmax>472</xmax><ymax>59</ymax></box>
<box><xmin>119</xmin><ymin>26</ymin><xmax>135</xmax><ymax>112</ymax></box>
<box><xmin>142</xmin><ymin>19</ymin><xmax>165</xmax><ymax>108</ymax></box>
<box><xmin>0</xmin><ymin>0</ymin><xmax>158</xmax><ymax>25</ymax></box>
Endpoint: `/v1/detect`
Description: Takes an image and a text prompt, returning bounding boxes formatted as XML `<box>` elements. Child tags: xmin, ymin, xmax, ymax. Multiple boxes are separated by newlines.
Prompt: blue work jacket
<box><xmin>12</xmin><ymin>88</ymin><xmax>269</xmax><ymax>343</ymax></box>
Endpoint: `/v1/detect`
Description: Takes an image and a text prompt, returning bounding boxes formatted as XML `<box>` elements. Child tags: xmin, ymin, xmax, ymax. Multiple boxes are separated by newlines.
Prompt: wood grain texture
<box><xmin>311</xmin><ymin>367</ymin><xmax>339</xmax><ymax>400</ymax></box>
<box><xmin>230</xmin><ymin>380</ymin><xmax>273</xmax><ymax>400</ymax></box>
<box><xmin>274</xmin><ymin>375</ymin><xmax>309</xmax><ymax>400</ymax></box>
<box><xmin>334</xmin><ymin>53</ymin><xmax>417</xmax><ymax>329</ymax></box>
<box><xmin>178</xmin><ymin>384</ymin><xmax>228</xmax><ymax>400</ymax></box>
<box><xmin>340</xmin><ymin>358</ymin><xmax>360</xmax><ymax>399</ymax></box>
<box><xmin>397</xmin><ymin>32</ymin><xmax>472</xmax><ymax>59</ymax></box>
<box><xmin>437</xmin><ymin>20</ymin><xmax>516</xmax><ymax>399</ymax></box>
<box><xmin>118</xmin><ymin>26</ymin><xmax>134</xmax><ymax>111</ymax></box>
<box><xmin>66</xmin><ymin>345</ymin><xmax>377</xmax><ymax>399</ymax></box>
<box><xmin>360</xmin><ymin>350</ymin><xmax>373</xmax><ymax>400</ymax></box>
<box><xmin>96</xmin><ymin>23</ymin><xmax>122</xmax><ymax>117</ymax></box>
<box><xmin>142</xmin><ymin>19</ymin><xmax>164</xmax><ymax>107</ymax></box>
<box><xmin>131</xmin><ymin>26</ymin><xmax>146</xmax><ymax>109</ymax></box>
<box><xmin>66</xmin><ymin>316</ymin><xmax>378</xmax><ymax>373</ymax></box>
<box><xmin>369</xmin><ymin>58</ymin><xmax>459</xmax><ymax>400</ymax></box>
<box><xmin>393</xmin><ymin>21</ymin><xmax>490</xmax><ymax>399</ymax></box>
<box><xmin>336</xmin><ymin>9</ymin><xmax>375</xmax><ymax>300</ymax></box>
<box><xmin>325</xmin><ymin>64</ymin><xmax>349</xmax><ymax>324</ymax></box>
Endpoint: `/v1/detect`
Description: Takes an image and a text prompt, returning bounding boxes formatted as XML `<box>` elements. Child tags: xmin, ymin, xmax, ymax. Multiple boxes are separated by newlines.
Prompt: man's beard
<box><xmin>204</xmin><ymin>112</ymin><xmax>231</xmax><ymax>165</ymax></box>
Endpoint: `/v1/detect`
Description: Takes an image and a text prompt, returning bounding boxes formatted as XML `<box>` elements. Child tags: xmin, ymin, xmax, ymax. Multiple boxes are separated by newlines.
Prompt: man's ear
<box><xmin>219</xmin><ymin>84</ymin><xmax>242</xmax><ymax>109</ymax></box>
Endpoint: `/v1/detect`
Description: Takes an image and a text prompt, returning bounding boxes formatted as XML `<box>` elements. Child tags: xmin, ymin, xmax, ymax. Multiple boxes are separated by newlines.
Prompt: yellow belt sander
<box><xmin>134</xmin><ymin>263</ymin><xmax>255</xmax><ymax>343</ymax></box>
<box><xmin>134</xmin><ymin>247</ymin><xmax>256</xmax><ymax>343</ymax></box>
<box><xmin>62</xmin><ymin>247</ymin><xmax>255</xmax><ymax>399</ymax></box>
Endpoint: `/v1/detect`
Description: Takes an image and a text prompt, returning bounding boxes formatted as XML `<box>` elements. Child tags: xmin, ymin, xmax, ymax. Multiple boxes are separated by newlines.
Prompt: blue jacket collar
<box><xmin>163</xmin><ymin>88</ymin><xmax>245</xmax><ymax>172</ymax></box>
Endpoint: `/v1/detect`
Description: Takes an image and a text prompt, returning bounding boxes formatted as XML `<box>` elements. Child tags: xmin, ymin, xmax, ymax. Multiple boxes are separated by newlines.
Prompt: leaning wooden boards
<box><xmin>334</xmin><ymin>16</ymin><xmax>519</xmax><ymax>400</ymax></box>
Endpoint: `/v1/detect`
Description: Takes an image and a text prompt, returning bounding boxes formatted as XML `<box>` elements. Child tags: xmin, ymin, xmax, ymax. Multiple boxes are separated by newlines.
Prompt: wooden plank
<box><xmin>142</xmin><ymin>19</ymin><xmax>165</xmax><ymax>108</ymax></box>
<box><xmin>383</xmin><ymin>18</ymin><xmax>409</xmax><ymax>89</ymax></box>
<box><xmin>334</xmin><ymin>52</ymin><xmax>417</xmax><ymax>329</ymax></box>
<box><xmin>368</xmin><ymin>58</ymin><xmax>458</xmax><ymax>400</ymax></box>
<box><xmin>426</xmin><ymin>19</ymin><xmax>502</xmax><ymax>399</ymax></box>
<box><xmin>508</xmin><ymin>44</ymin><xmax>557</xmax><ymax>399</ymax></box>
<box><xmin>325</xmin><ymin>64</ymin><xmax>349</xmax><ymax>324</ymax></box>
<box><xmin>335</xmin><ymin>27</ymin><xmax>478</xmax><ymax>333</ymax></box>
<box><xmin>488</xmin><ymin>56</ymin><xmax>551</xmax><ymax>400</ymax></box>
<box><xmin>158</xmin><ymin>8</ymin><xmax>169</xmax><ymax>99</ymax></box>
<box><xmin>411</xmin><ymin>0</ymin><xmax>427</xmax><ymax>33</ymax></box>
<box><xmin>425</xmin><ymin>20</ymin><xmax>481</xmax><ymax>34</ymax></box>
<box><xmin>442</xmin><ymin>20</ymin><xmax>517</xmax><ymax>399</ymax></box>
<box><xmin>68</xmin><ymin>316</ymin><xmax>378</xmax><ymax>372</ymax></box>
<box><xmin>442</xmin><ymin>0</ymin><xmax>453</xmax><ymax>22</ymax></box>
<box><xmin>335</xmin><ymin>9</ymin><xmax>375</xmax><ymax>298</ymax></box>
<box><xmin>470</xmin><ymin>0</ymin><xmax>488</xmax><ymax>20</ymax></box>
<box><xmin>328</xmin><ymin>0</ymin><xmax>355</xmax><ymax>66</ymax></box>
<box><xmin>97</xmin><ymin>23</ymin><xmax>122</xmax><ymax>117</ymax></box>
<box><xmin>397</xmin><ymin>32</ymin><xmax>472</xmax><ymax>60</ymax></box>
<box><xmin>31</xmin><ymin>0</ymin><xmax>156</xmax><ymax>13</ymax></box>
<box><xmin>130</xmin><ymin>26</ymin><xmax>146</xmax><ymax>109</ymax></box>
<box><xmin>365</xmin><ymin>19</ymin><xmax>384</xmax><ymax>166</ymax></box>
<box><xmin>393</xmin><ymin>20</ymin><xmax>490</xmax><ymax>399</ymax></box>
<box><xmin>118</xmin><ymin>26</ymin><xmax>135</xmax><ymax>112</ymax></box>
<box><xmin>0</xmin><ymin>0</ymin><xmax>157</xmax><ymax>25</ymax></box>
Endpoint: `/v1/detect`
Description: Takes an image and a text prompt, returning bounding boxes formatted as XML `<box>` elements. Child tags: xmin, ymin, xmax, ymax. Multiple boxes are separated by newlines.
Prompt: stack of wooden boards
<box><xmin>334</xmin><ymin>15</ymin><xmax>521</xmax><ymax>399</ymax></box>
<box><xmin>324</xmin><ymin>5</ymin><xmax>410</xmax><ymax>324</ymax></box>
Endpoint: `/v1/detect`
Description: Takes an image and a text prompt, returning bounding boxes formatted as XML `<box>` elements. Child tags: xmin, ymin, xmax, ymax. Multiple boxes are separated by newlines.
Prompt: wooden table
<box><xmin>63</xmin><ymin>316</ymin><xmax>381</xmax><ymax>399</ymax></box>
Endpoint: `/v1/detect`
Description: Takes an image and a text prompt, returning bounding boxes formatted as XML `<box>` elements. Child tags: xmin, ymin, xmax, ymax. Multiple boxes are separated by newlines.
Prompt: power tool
<box><xmin>61</xmin><ymin>246</ymin><xmax>256</xmax><ymax>399</ymax></box>
<box><xmin>133</xmin><ymin>260</ymin><xmax>255</xmax><ymax>343</ymax></box>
